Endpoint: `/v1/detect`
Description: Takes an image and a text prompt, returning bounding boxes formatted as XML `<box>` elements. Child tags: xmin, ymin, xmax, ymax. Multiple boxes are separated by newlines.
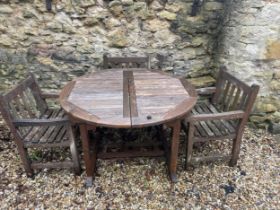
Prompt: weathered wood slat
<box><xmin>208</xmin><ymin>104</ymin><xmax>237</xmax><ymax>133</ymax></box>
<box><xmin>196</xmin><ymin>104</ymin><xmax>222</xmax><ymax>137</ymax></box>
<box><xmin>192</xmin><ymin>106</ymin><xmax>215</xmax><ymax>137</ymax></box>
<box><xmin>231</xmin><ymin>87</ymin><xmax>241</xmax><ymax>111</ymax></box>
<box><xmin>24</xmin><ymin>88</ymin><xmax>40</xmax><ymax>118</ymax></box>
<box><xmin>238</xmin><ymin>92</ymin><xmax>248</xmax><ymax>110</ymax></box>
<box><xmin>98</xmin><ymin>150</ymin><xmax>164</xmax><ymax>159</ymax></box>
<box><xmin>40</xmin><ymin>110</ymin><xmax>65</xmax><ymax>144</ymax></box>
<box><xmin>123</xmin><ymin>70</ymin><xmax>131</xmax><ymax>118</ymax></box>
<box><xmin>200</xmin><ymin>103</ymin><xmax>228</xmax><ymax>135</ymax></box>
<box><xmin>52</xmin><ymin>126</ymin><xmax>67</xmax><ymax>143</ymax></box>
<box><xmin>24</xmin><ymin>140</ymin><xmax>70</xmax><ymax>148</ymax></box>
<box><xmin>128</xmin><ymin>71</ymin><xmax>138</xmax><ymax>117</ymax></box>
<box><xmin>194</xmin><ymin>123</ymin><xmax>207</xmax><ymax>137</ymax></box>
<box><xmin>104</xmin><ymin>140</ymin><xmax>163</xmax><ymax>150</ymax></box>
<box><xmin>21</xmin><ymin>91</ymin><xmax>35</xmax><ymax>118</ymax></box>
<box><xmin>196</xmin><ymin>87</ymin><xmax>216</xmax><ymax>95</ymax></box>
<box><xmin>15</xmin><ymin>95</ymin><xmax>34</xmax><ymax>136</ymax></box>
<box><xmin>220</xmin><ymin>80</ymin><xmax>230</xmax><ymax>109</ymax></box>
<box><xmin>225</xmin><ymin>84</ymin><xmax>236</xmax><ymax>111</ymax></box>
<box><xmin>24</xmin><ymin>109</ymin><xmax>62</xmax><ymax>143</ymax></box>
<box><xmin>193</xmin><ymin>134</ymin><xmax>236</xmax><ymax>142</ymax></box>
<box><xmin>31</xmin><ymin>161</ymin><xmax>74</xmax><ymax>169</ymax></box>
<box><xmin>103</xmin><ymin>55</ymin><xmax>150</xmax><ymax>69</ymax></box>
<box><xmin>29</xmin><ymin>79</ymin><xmax>48</xmax><ymax>114</ymax></box>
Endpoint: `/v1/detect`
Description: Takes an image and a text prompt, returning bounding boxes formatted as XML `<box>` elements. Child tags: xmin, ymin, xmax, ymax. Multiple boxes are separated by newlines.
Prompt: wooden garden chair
<box><xmin>103</xmin><ymin>54</ymin><xmax>151</xmax><ymax>69</ymax></box>
<box><xmin>0</xmin><ymin>74</ymin><xmax>81</xmax><ymax>177</ymax></box>
<box><xmin>182</xmin><ymin>66</ymin><xmax>259</xmax><ymax>168</ymax></box>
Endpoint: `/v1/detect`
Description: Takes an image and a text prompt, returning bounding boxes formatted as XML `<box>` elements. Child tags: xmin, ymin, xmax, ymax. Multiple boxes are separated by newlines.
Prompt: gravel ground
<box><xmin>0</xmin><ymin>121</ymin><xmax>279</xmax><ymax>209</ymax></box>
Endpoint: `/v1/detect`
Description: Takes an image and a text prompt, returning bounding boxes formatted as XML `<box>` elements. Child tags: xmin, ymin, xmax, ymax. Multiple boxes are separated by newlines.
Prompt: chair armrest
<box><xmin>41</xmin><ymin>92</ymin><xmax>59</xmax><ymax>99</ymax></box>
<box><xmin>13</xmin><ymin>117</ymin><xmax>69</xmax><ymax>127</ymax></box>
<box><xmin>196</xmin><ymin>87</ymin><xmax>216</xmax><ymax>95</ymax></box>
<box><xmin>187</xmin><ymin>110</ymin><xmax>245</xmax><ymax>122</ymax></box>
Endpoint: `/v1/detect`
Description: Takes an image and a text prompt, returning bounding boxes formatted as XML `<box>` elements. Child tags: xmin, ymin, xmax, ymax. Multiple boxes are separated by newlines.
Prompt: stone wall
<box><xmin>0</xmin><ymin>0</ymin><xmax>279</xmax><ymax>128</ymax></box>
<box><xmin>217</xmin><ymin>0</ymin><xmax>280</xmax><ymax>128</ymax></box>
<box><xmin>0</xmin><ymin>0</ymin><xmax>224</xmax><ymax>92</ymax></box>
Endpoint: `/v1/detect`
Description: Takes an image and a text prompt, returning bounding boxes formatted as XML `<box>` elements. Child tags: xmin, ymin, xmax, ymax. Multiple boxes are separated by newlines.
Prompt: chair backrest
<box><xmin>212</xmin><ymin>66</ymin><xmax>259</xmax><ymax>113</ymax></box>
<box><xmin>103</xmin><ymin>54</ymin><xmax>150</xmax><ymax>69</ymax></box>
<box><xmin>0</xmin><ymin>74</ymin><xmax>48</xmax><ymax>137</ymax></box>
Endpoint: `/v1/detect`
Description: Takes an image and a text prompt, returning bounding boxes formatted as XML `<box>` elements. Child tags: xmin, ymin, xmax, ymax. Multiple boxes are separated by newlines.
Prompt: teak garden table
<box><xmin>59</xmin><ymin>69</ymin><xmax>197</xmax><ymax>186</ymax></box>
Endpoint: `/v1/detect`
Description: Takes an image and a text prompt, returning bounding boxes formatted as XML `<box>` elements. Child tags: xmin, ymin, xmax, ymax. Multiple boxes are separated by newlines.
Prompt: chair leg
<box><xmin>229</xmin><ymin>136</ymin><xmax>242</xmax><ymax>167</ymax></box>
<box><xmin>229</xmin><ymin>121</ymin><xmax>247</xmax><ymax>167</ymax></box>
<box><xmin>186</xmin><ymin>123</ymin><xmax>195</xmax><ymax>170</ymax></box>
<box><xmin>17</xmin><ymin>146</ymin><xmax>34</xmax><ymax>177</ymax></box>
<box><xmin>68</xmin><ymin>125</ymin><xmax>81</xmax><ymax>175</ymax></box>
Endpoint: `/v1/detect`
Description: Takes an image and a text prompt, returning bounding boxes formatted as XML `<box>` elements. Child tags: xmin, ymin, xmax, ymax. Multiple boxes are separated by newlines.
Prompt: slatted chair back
<box><xmin>0</xmin><ymin>74</ymin><xmax>81</xmax><ymax>176</ymax></box>
<box><xmin>103</xmin><ymin>54</ymin><xmax>150</xmax><ymax>69</ymax></box>
<box><xmin>212</xmin><ymin>67</ymin><xmax>259</xmax><ymax>113</ymax></box>
<box><xmin>0</xmin><ymin>74</ymin><xmax>48</xmax><ymax>138</ymax></box>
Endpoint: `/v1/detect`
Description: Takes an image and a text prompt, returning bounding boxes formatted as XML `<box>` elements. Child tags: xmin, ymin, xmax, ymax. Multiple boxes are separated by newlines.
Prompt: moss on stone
<box><xmin>187</xmin><ymin>75</ymin><xmax>216</xmax><ymax>88</ymax></box>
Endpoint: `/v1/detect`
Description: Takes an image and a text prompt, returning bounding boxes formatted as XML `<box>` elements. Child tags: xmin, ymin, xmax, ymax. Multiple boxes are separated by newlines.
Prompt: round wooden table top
<box><xmin>59</xmin><ymin>69</ymin><xmax>197</xmax><ymax>128</ymax></box>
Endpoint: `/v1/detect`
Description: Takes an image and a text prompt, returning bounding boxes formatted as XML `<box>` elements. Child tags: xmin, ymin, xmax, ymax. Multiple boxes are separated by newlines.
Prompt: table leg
<box><xmin>169</xmin><ymin>120</ymin><xmax>181</xmax><ymax>183</ymax></box>
<box><xmin>80</xmin><ymin>124</ymin><xmax>97</xmax><ymax>187</ymax></box>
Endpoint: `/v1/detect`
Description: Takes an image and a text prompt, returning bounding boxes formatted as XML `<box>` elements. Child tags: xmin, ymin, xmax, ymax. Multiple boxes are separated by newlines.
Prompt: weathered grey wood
<box><xmin>229</xmin><ymin>84</ymin><xmax>259</xmax><ymax>166</ymax></box>
<box><xmin>60</xmin><ymin>68</ymin><xmax>197</xmax><ymax>184</ymax></box>
<box><xmin>168</xmin><ymin>120</ymin><xmax>181</xmax><ymax>182</ymax></box>
<box><xmin>123</xmin><ymin>71</ymin><xmax>130</xmax><ymax>118</ymax></box>
<box><xmin>128</xmin><ymin>71</ymin><xmax>138</xmax><ymax>117</ymax></box>
<box><xmin>0</xmin><ymin>74</ymin><xmax>81</xmax><ymax>176</ymax></box>
<box><xmin>41</xmin><ymin>92</ymin><xmax>59</xmax><ymax>99</ymax></box>
<box><xmin>98</xmin><ymin>150</ymin><xmax>164</xmax><ymax>159</ymax></box>
<box><xmin>0</xmin><ymin>94</ymin><xmax>34</xmax><ymax>177</ymax></box>
<box><xmin>61</xmin><ymin>69</ymin><xmax>196</xmax><ymax>128</ymax></box>
<box><xmin>183</xmin><ymin>67</ymin><xmax>259</xmax><ymax>168</ymax></box>
<box><xmin>208</xmin><ymin>104</ymin><xmax>237</xmax><ymax>133</ymax></box>
<box><xmin>103</xmin><ymin>54</ymin><xmax>150</xmax><ymax>69</ymax></box>
<box><xmin>80</xmin><ymin>124</ymin><xmax>96</xmax><ymax>187</ymax></box>
<box><xmin>231</xmin><ymin>87</ymin><xmax>241</xmax><ymax>111</ymax></box>
<box><xmin>68</xmin><ymin>124</ymin><xmax>81</xmax><ymax>174</ymax></box>
<box><xmin>196</xmin><ymin>87</ymin><xmax>216</xmax><ymax>95</ymax></box>
<box><xmin>188</xmin><ymin>110</ymin><xmax>245</xmax><ymax>122</ymax></box>
<box><xmin>31</xmin><ymin>161</ymin><xmax>74</xmax><ymax>169</ymax></box>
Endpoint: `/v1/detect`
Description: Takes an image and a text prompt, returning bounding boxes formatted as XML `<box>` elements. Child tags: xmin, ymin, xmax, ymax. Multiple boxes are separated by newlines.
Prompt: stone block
<box><xmin>266</xmin><ymin>40</ymin><xmax>280</xmax><ymax>60</ymax></box>
<box><xmin>204</xmin><ymin>2</ymin><xmax>223</xmax><ymax>11</ymax></box>
<box><xmin>268</xmin><ymin>122</ymin><xmax>280</xmax><ymax>134</ymax></box>
<box><xmin>143</xmin><ymin>19</ymin><xmax>170</xmax><ymax>32</ymax></box>
<box><xmin>0</xmin><ymin>35</ymin><xmax>14</xmax><ymax>47</ymax></box>
<box><xmin>256</xmin><ymin>103</ymin><xmax>278</xmax><ymax>113</ymax></box>
<box><xmin>270</xmin><ymin>80</ymin><xmax>280</xmax><ymax>92</ymax></box>
<box><xmin>108</xmin><ymin>29</ymin><xmax>128</xmax><ymax>48</ymax></box>
<box><xmin>187</xmin><ymin>75</ymin><xmax>216</xmax><ymax>88</ymax></box>
<box><xmin>165</xmin><ymin>3</ymin><xmax>183</xmax><ymax>13</ymax></box>
<box><xmin>121</xmin><ymin>0</ymin><xmax>134</xmax><ymax>6</ymax></box>
<box><xmin>158</xmin><ymin>11</ymin><xmax>176</xmax><ymax>20</ymax></box>
<box><xmin>0</xmin><ymin>5</ymin><xmax>13</xmax><ymax>14</ymax></box>
<box><xmin>84</xmin><ymin>17</ymin><xmax>99</xmax><ymax>26</ymax></box>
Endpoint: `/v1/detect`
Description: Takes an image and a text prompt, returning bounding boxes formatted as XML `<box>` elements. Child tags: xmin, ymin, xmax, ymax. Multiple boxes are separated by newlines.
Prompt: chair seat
<box><xmin>185</xmin><ymin>101</ymin><xmax>238</xmax><ymax>141</ymax></box>
<box><xmin>23</xmin><ymin>109</ymin><xmax>70</xmax><ymax>148</ymax></box>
